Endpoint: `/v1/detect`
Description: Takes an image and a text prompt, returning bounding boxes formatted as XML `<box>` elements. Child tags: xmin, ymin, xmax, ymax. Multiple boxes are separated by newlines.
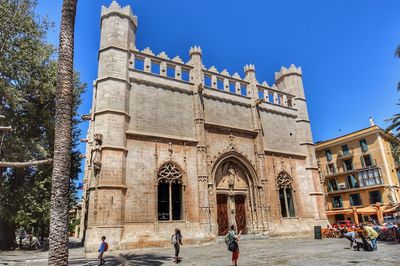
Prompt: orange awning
<box><xmin>383</xmin><ymin>203</ymin><xmax>400</xmax><ymax>214</ymax></box>
<box><xmin>326</xmin><ymin>209</ymin><xmax>352</xmax><ymax>216</ymax></box>
<box><xmin>356</xmin><ymin>206</ymin><xmax>377</xmax><ymax>215</ymax></box>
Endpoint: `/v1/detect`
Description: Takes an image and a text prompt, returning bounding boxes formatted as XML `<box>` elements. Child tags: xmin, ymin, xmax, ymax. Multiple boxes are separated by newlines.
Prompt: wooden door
<box><xmin>235</xmin><ymin>195</ymin><xmax>247</xmax><ymax>234</ymax></box>
<box><xmin>217</xmin><ymin>194</ymin><xmax>229</xmax><ymax>236</ymax></box>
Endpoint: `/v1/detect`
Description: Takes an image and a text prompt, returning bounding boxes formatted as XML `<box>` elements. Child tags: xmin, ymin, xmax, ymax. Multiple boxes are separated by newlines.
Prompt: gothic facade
<box><xmin>80</xmin><ymin>1</ymin><xmax>327</xmax><ymax>251</ymax></box>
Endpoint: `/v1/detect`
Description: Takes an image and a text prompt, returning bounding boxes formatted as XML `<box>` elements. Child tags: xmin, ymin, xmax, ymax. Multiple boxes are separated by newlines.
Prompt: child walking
<box><xmin>98</xmin><ymin>236</ymin><xmax>108</xmax><ymax>265</ymax></box>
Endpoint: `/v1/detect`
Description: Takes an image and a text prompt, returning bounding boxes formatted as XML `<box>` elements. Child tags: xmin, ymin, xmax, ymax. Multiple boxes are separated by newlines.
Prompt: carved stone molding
<box><xmin>198</xmin><ymin>175</ymin><xmax>208</xmax><ymax>182</ymax></box>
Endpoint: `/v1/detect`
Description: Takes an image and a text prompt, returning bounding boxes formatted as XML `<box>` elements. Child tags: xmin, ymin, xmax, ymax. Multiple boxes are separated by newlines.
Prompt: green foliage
<box><xmin>0</xmin><ymin>0</ymin><xmax>85</xmax><ymax>248</ymax></box>
<box><xmin>386</xmin><ymin>46</ymin><xmax>400</xmax><ymax>160</ymax></box>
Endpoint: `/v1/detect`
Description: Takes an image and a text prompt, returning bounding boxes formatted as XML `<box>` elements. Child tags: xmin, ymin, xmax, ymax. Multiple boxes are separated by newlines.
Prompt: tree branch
<box><xmin>0</xmin><ymin>158</ymin><xmax>53</xmax><ymax>168</ymax></box>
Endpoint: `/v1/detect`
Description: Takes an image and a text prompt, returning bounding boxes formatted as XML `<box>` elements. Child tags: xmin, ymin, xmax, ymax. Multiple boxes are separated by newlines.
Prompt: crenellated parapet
<box><xmin>189</xmin><ymin>45</ymin><xmax>202</xmax><ymax>57</ymax></box>
<box><xmin>274</xmin><ymin>64</ymin><xmax>302</xmax><ymax>82</ymax></box>
<box><xmin>101</xmin><ymin>1</ymin><xmax>137</xmax><ymax>26</ymax></box>
<box><xmin>130</xmin><ymin>45</ymin><xmax>299</xmax><ymax>109</ymax></box>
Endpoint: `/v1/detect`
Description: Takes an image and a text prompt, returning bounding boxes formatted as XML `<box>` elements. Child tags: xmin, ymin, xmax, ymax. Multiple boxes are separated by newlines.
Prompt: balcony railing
<box><xmin>337</xmin><ymin>149</ymin><xmax>354</xmax><ymax>159</ymax></box>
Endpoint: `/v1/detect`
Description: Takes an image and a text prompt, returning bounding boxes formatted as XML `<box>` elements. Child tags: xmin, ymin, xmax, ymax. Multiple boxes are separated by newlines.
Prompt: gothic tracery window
<box><xmin>157</xmin><ymin>162</ymin><xmax>183</xmax><ymax>221</ymax></box>
<box><xmin>277</xmin><ymin>171</ymin><xmax>296</xmax><ymax>218</ymax></box>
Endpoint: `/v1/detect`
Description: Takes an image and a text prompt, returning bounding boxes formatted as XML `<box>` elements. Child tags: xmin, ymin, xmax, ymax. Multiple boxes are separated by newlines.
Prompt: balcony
<box><xmin>337</xmin><ymin>149</ymin><xmax>354</xmax><ymax>160</ymax></box>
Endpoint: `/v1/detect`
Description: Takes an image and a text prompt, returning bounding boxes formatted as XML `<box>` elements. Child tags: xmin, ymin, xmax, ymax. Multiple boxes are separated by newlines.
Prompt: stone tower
<box><xmin>84</xmin><ymin>1</ymin><xmax>137</xmax><ymax>250</ymax></box>
<box><xmin>275</xmin><ymin>66</ymin><xmax>326</xmax><ymax>220</ymax></box>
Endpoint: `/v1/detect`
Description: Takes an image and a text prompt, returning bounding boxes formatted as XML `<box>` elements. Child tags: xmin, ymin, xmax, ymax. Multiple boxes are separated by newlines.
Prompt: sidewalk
<box><xmin>1</xmin><ymin>237</ymin><xmax>400</xmax><ymax>265</ymax></box>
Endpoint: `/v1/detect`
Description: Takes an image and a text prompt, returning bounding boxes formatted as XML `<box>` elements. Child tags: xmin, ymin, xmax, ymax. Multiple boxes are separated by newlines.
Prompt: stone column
<box><xmin>189</xmin><ymin>46</ymin><xmax>211</xmax><ymax>234</ymax></box>
<box><xmin>85</xmin><ymin>1</ymin><xmax>137</xmax><ymax>251</ymax></box>
<box><xmin>244</xmin><ymin>64</ymin><xmax>267</xmax><ymax>234</ymax></box>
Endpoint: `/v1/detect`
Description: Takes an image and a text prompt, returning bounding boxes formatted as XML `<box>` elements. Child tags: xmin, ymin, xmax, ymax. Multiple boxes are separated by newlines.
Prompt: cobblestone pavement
<box><xmin>1</xmin><ymin>237</ymin><xmax>400</xmax><ymax>266</ymax></box>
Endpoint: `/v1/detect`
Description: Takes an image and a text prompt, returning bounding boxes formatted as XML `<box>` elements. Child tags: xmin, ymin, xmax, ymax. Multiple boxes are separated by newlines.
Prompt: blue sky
<box><xmin>37</xmin><ymin>0</ymin><xmax>400</xmax><ymax>195</ymax></box>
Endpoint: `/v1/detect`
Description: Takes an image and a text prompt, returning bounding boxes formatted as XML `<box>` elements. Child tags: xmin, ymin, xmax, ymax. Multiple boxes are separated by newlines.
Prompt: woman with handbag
<box><xmin>227</xmin><ymin>224</ymin><xmax>242</xmax><ymax>266</ymax></box>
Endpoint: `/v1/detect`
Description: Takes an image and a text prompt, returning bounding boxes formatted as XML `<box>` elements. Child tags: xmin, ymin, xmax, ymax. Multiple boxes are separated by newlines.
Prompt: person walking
<box><xmin>227</xmin><ymin>224</ymin><xmax>242</xmax><ymax>266</ymax></box>
<box><xmin>98</xmin><ymin>236</ymin><xmax>108</xmax><ymax>265</ymax></box>
<box><xmin>17</xmin><ymin>226</ymin><xmax>26</xmax><ymax>248</ymax></box>
<box><xmin>360</xmin><ymin>224</ymin><xmax>379</xmax><ymax>251</ymax></box>
<box><xmin>171</xmin><ymin>228</ymin><xmax>182</xmax><ymax>263</ymax></box>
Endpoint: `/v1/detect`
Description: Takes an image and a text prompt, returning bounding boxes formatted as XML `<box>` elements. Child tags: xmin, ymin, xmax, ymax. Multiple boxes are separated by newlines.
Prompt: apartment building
<box><xmin>316</xmin><ymin>123</ymin><xmax>400</xmax><ymax>224</ymax></box>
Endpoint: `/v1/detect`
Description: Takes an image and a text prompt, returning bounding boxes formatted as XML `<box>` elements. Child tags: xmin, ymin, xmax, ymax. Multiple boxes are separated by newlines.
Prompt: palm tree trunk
<box><xmin>48</xmin><ymin>0</ymin><xmax>77</xmax><ymax>265</ymax></box>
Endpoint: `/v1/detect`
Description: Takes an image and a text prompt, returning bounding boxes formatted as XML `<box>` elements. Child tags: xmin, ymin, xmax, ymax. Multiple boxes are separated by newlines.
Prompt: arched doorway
<box><xmin>212</xmin><ymin>154</ymin><xmax>258</xmax><ymax>236</ymax></box>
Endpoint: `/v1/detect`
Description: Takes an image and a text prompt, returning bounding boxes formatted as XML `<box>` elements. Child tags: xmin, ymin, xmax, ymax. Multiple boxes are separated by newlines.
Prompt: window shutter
<box><xmin>349</xmin><ymin>195</ymin><xmax>354</xmax><ymax>206</ymax></box>
<box><xmin>360</xmin><ymin>139</ymin><xmax>368</xmax><ymax>152</ymax></box>
<box><xmin>360</xmin><ymin>156</ymin><xmax>365</xmax><ymax>168</ymax></box>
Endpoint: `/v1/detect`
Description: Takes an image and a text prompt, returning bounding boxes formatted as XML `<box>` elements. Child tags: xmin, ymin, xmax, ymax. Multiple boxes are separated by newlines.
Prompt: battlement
<box><xmin>274</xmin><ymin>64</ymin><xmax>302</xmax><ymax>81</ymax></box>
<box><xmin>130</xmin><ymin>45</ymin><xmax>297</xmax><ymax>108</ymax></box>
<box><xmin>101</xmin><ymin>1</ymin><xmax>137</xmax><ymax>26</ymax></box>
<box><xmin>244</xmin><ymin>64</ymin><xmax>256</xmax><ymax>74</ymax></box>
<box><xmin>189</xmin><ymin>45</ymin><xmax>202</xmax><ymax>57</ymax></box>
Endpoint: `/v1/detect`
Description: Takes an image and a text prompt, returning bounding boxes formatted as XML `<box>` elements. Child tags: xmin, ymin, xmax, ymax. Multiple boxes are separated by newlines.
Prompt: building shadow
<box><xmin>69</xmin><ymin>252</ymin><xmax>171</xmax><ymax>266</ymax></box>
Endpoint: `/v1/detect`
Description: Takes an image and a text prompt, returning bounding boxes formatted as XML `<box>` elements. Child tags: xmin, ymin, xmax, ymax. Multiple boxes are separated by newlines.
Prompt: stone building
<box><xmin>316</xmin><ymin>120</ymin><xmax>400</xmax><ymax>225</ymax></box>
<box><xmin>80</xmin><ymin>1</ymin><xmax>327</xmax><ymax>251</ymax></box>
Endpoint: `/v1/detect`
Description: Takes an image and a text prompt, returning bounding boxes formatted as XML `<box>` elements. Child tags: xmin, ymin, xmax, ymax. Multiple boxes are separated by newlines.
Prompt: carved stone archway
<box><xmin>210</xmin><ymin>152</ymin><xmax>261</xmax><ymax>236</ymax></box>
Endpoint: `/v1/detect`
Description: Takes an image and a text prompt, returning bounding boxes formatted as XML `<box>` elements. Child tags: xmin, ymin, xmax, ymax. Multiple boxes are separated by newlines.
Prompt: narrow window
<box><xmin>240</xmin><ymin>84</ymin><xmax>247</xmax><ymax>96</ymax></box>
<box><xmin>229</xmin><ymin>82</ymin><xmax>236</xmax><ymax>93</ymax></box>
<box><xmin>181</xmin><ymin>69</ymin><xmax>190</xmax><ymax>81</ymax></box>
<box><xmin>328</xmin><ymin>163</ymin><xmax>336</xmax><ymax>174</ymax></box>
<box><xmin>344</xmin><ymin>159</ymin><xmax>353</xmax><ymax>171</ymax></box>
<box><xmin>342</xmin><ymin>144</ymin><xmax>349</xmax><ymax>155</ymax></box>
<box><xmin>287</xmin><ymin>97</ymin><xmax>292</xmax><ymax>107</ymax></box>
<box><xmin>349</xmin><ymin>194</ymin><xmax>362</xmax><ymax>206</ymax></box>
<box><xmin>277</xmin><ymin>94</ymin><xmax>283</xmax><ymax>105</ymax></box>
<box><xmin>157</xmin><ymin>162</ymin><xmax>183</xmax><ymax>221</ymax></box>
<box><xmin>363</xmin><ymin>154</ymin><xmax>373</xmax><ymax>167</ymax></box>
<box><xmin>268</xmin><ymin>92</ymin><xmax>274</xmax><ymax>103</ymax></box>
<box><xmin>166</xmin><ymin>65</ymin><xmax>175</xmax><ymax>78</ymax></box>
<box><xmin>204</xmin><ymin>75</ymin><xmax>212</xmax><ymax>87</ymax></box>
<box><xmin>277</xmin><ymin>172</ymin><xmax>295</xmax><ymax>218</ymax></box>
<box><xmin>258</xmin><ymin>90</ymin><xmax>264</xmax><ymax>100</ymax></box>
<box><xmin>134</xmin><ymin>58</ymin><xmax>145</xmax><ymax>71</ymax></box>
<box><xmin>217</xmin><ymin>79</ymin><xmax>224</xmax><ymax>90</ymax></box>
<box><xmin>369</xmin><ymin>190</ymin><xmax>382</xmax><ymax>204</ymax></box>
<box><xmin>151</xmin><ymin>61</ymin><xmax>160</xmax><ymax>75</ymax></box>
<box><xmin>346</xmin><ymin>175</ymin><xmax>359</xmax><ymax>189</ymax></box>
<box><xmin>328</xmin><ymin>178</ymin><xmax>338</xmax><ymax>192</ymax></box>
<box><xmin>332</xmin><ymin>196</ymin><xmax>343</xmax><ymax>208</ymax></box>
<box><xmin>325</xmin><ymin>149</ymin><xmax>333</xmax><ymax>161</ymax></box>
<box><xmin>360</xmin><ymin>139</ymin><xmax>368</xmax><ymax>152</ymax></box>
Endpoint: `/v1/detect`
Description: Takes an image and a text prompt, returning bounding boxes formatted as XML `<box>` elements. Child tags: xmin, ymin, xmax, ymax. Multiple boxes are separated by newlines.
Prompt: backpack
<box><xmin>103</xmin><ymin>242</ymin><xmax>108</xmax><ymax>252</ymax></box>
<box><xmin>224</xmin><ymin>233</ymin><xmax>231</xmax><ymax>245</ymax></box>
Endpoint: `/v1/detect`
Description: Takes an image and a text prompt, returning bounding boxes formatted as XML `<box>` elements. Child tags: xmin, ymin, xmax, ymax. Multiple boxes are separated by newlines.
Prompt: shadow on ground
<box><xmin>69</xmin><ymin>252</ymin><xmax>171</xmax><ymax>266</ymax></box>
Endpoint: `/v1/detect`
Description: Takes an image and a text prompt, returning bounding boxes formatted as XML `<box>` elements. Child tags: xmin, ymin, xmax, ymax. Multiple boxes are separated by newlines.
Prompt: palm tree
<box><xmin>386</xmin><ymin>45</ymin><xmax>400</xmax><ymax>160</ymax></box>
<box><xmin>48</xmin><ymin>0</ymin><xmax>77</xmax><ymax>265</ymax></box>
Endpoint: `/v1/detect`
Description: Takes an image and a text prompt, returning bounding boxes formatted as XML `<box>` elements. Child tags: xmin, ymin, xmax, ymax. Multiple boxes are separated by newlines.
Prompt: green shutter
<box><xmin>360</xmin><ymin>139</ymin><xmax>368</xmax><ymax>152</ymax></box>
<box><xmin>349</xmin><ymin>195</ymin><xmax>354</xmax><ymax>206</ymax></box>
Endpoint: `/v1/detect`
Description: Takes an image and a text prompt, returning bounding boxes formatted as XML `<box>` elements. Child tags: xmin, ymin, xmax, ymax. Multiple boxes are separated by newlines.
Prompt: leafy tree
<box><xmin>48</xmin><ymin>0</ymin><xmax>78</xmax><ymax>264</ymax></box>
<box><xmin>0</xmin><ymin>0</ymin><xmax>84</xmax><ymax>250</ymax></box>
<box><xmin>386</xmin><ymin>46</ymin><xmax>400</xmax><ymax>159</ymax></box>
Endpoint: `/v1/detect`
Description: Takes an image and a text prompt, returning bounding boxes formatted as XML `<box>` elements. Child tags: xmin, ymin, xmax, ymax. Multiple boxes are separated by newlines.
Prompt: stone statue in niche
<box><xmin>90</xmin><ymin>133</ymin><xmax>103</xmax><ymax>177</ymax></box>
<box><xmin>226</xmin><ymin>164</ymin><xmax>239</xmax><ymax>189</ymax></box>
